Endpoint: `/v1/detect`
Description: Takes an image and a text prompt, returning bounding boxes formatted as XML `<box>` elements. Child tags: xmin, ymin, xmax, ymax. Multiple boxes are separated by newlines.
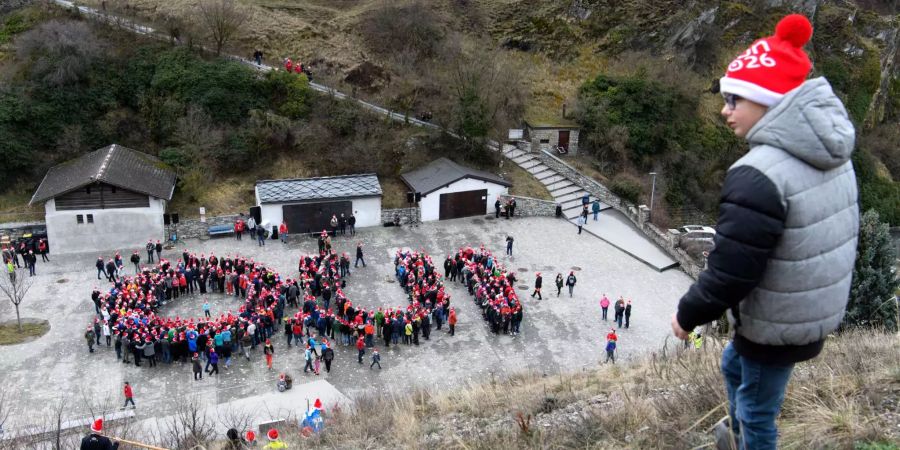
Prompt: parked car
<box><xmin>676</xmin><ymin>225</ymin><xmax>716</xmax><ymax>243</ymax></box>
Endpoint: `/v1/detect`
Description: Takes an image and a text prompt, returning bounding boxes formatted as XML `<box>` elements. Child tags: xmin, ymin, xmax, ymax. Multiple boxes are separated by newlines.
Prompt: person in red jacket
<box><xmin>284</xmin><ymin>57</ymin><xmax>292</xmax><ymax>72</ymax></box>
<box><xmin>448</xmin><ymin>308</ymin><xmax>457</xmax><ymax>336</ymax></box>
<box><xmin>123</xmin><ymin>381</ymin><xmax>135</xmax><ymax>409</ymax></box>
<box><xmin>279</xmin><ymin>221</ymin><xmax>288</xmax><ymax>244</ymax></box>
<box><xmin>356</xmin><ymin>336</ymin><xmax>365</xmax><ymax>364</ymax></box>
<box><xmin>234</xmin><ymin>218</ymin><xmax>245</xmax><ymax>241</ymax></box>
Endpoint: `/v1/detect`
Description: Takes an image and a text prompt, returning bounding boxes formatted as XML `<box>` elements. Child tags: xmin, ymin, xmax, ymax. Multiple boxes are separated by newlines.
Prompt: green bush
<box><xmin>853</xmin><ymin>148</ymin><xmax>900</xmax><ymax>226</ymax></box>
<box><xmin>265</xmin><ymin>70</ymin><xmax>310</xmax><ymax>120</ymax></box>
<box><xmin>609</xmin><ymin>175</ymin><xmax>643</xmax><ymax>205</ymax></box>
<box><xmin>578</xmin><ymin>73</ymin><xmax>696</xmax><ymax>164</ymax></box>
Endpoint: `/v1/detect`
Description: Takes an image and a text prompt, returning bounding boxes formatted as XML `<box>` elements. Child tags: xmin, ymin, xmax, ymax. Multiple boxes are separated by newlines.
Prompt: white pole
<box><xmin>649</xmin><ymin>172</ymin><xmax>657</xmax><ymax>221</ymax></box>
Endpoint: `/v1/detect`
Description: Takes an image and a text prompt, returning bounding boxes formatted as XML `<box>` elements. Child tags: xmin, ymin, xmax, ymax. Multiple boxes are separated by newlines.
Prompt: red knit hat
<box><xmin>267</xmin><ymin>428</ymin><xmax>279</xmax><ymax>441</ymax></box>
<box><xmin>91</xmin><ymin>418</ymin><xmax>103</xmax><ymax>433</ymax></box>
<box><xmin>720</xmin><ymin>14</ymin><xmax>813</xmax><ymax>106</ymax></box>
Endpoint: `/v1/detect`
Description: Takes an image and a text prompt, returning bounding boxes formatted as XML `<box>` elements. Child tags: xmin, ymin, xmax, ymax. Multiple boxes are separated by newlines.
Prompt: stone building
<box><xmin>524</xmin><ymin>118</ymin><xmax>581</xmax><ymax>155</ymax></box>
<box><xmin>29</xmin><ymin>144</ymin><xmax>176</xmax><ymax>254</ymax></box>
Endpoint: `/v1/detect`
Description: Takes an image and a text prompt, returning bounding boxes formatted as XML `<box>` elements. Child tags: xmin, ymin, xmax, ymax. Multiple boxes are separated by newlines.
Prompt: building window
<box><xmin>540</xmin><ymin>139</ymin><xmax>550</xmax><ymax>144</ymax></box>
<box><xmin>87</xmin><ymin>214</ymin><xmax>94</xmax><ymax>224</ymax></box>
<box><xmin>76</xmin><ymin>214</ymin><xmax>84</xmax><ymax>224</ymax></box>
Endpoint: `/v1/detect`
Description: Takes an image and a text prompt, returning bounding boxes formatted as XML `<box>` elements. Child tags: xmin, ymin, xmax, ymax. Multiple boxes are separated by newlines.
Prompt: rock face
<box><xmin>1</xmin><ymin>0</ymin><xmax>35</xmax><ymax>15</ymax></box>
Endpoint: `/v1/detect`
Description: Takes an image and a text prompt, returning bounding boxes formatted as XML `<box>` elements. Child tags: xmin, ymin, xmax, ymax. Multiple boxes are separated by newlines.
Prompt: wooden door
<box><xmin>558</xmin><ymin>130</ymin><xmax>570</xmax><ymax>150</ymax></box>
<box><xmin>438</xmin><ymin>189</ymin><xmax>488</xmax><ymax>220</ymax></box>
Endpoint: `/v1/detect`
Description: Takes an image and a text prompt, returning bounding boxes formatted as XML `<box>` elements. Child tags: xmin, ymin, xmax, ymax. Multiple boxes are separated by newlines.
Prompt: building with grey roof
<box><xmin>401</xmin><ymin>158</ymin><xmax>511</xmax><ymax>221</ymax></box>
<box><xmin>29</xmin><ymin>144</ymin><xmax>177</xmax><ymax>254</ymax></box>
<box><xmin>255</xmin><ymin>174</ymin><xmax>382</xmax><ymax>235</ymax></box>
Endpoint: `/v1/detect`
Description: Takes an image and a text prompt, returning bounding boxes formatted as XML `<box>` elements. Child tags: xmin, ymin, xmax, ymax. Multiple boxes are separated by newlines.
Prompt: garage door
<box><xmin>439</xmin><ymin>189</ymin><xmax>488</xmax><ymax>220</ymax></box>
<box><xmin>283</xmin><ymin>201</ymin><xmax>352</xmax><ymax>236</ymax></box>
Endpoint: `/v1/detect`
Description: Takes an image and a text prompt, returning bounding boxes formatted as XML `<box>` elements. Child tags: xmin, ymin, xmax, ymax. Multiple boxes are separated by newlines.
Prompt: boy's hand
<box><xmin>671</xmin><ymin>314</ymin><xmax>690</xmax><ymax>340</ymax></box>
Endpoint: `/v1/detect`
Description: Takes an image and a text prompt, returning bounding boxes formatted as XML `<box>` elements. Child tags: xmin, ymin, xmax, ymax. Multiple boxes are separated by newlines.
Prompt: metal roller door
<box><xmin>438</xmin><ymin>189</ymin><xmax>487</xmax><ymax>220</ymax></box>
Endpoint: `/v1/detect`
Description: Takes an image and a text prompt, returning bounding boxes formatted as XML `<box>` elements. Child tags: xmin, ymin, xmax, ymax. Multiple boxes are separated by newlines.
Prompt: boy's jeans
<box><xmin>721</xmin><ymin>342</ymin><xmax>794</xmax><ymax>450</ymax></box>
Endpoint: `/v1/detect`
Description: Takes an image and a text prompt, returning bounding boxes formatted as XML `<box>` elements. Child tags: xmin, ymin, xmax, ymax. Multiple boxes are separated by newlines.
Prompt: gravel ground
<box><xmin>0</xmin><ymin>215</ymin><xmax>693</xmax><ymax>423</ymax></box>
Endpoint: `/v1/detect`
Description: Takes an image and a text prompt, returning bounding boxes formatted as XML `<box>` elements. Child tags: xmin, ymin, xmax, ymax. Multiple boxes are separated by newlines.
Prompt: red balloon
<box><xmin>246</xmin><ymin>430</ymin><xmax>256</xmax><ymax>442</ymax></box>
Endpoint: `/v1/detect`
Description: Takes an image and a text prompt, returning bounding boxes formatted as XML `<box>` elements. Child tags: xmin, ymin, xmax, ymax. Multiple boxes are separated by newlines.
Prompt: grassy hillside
<box><xmin>210</xmin><ymin>330</ymin><xmax>900</xmax><ymax>449</ymax></box>
<box><xmin>0</xmin><ymin>4</ymin><xmax>549</xmax><ymax>219</ymax></box>
<box><xmin>1</xmin><ymin>0</ymin><xmax>897</xmax><ymax>224</ymax></box>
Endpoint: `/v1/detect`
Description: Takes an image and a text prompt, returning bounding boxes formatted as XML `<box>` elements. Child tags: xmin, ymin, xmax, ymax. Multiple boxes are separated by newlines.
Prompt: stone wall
<box><xmin>381</xmin><ymin>207</ymin><xmax>420</xmax><ymax>225</ymax></box>
<box><xmin>164</xmin><ymin>214</ymin><xmax>241</xmax><ymax>241</ymax></box>
<box><xmin>498</xmin><ymin>195</ymin><xmax>557</xmax><ymax>217</ymax></box>
<box><xmin>528</xmin><ymin>128</ymin><xmax>580</xmax><ymax>155</ymax></box>
<box><xmin>537</xmin><ymin>150</ymin><xmax>706</xmax><ymax>279</ymax></box>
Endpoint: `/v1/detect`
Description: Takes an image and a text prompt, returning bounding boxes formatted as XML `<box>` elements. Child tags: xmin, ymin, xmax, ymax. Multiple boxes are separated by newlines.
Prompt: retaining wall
<box><xmin>538</xmin><ymin>150</ymin><xmax>706</xmax><ymax>279</ymax></box>
<box><xmin>498</xmin><ymin>195</ymin><xmax>557</xmax><ymax>217</ymax></box>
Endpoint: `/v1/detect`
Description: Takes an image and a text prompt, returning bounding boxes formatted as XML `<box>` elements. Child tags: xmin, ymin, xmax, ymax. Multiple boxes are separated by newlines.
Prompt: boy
<box><xmin>671</xmin><ymin>14</ymin><xmax>858</xmax><ymax>450</ymax></box>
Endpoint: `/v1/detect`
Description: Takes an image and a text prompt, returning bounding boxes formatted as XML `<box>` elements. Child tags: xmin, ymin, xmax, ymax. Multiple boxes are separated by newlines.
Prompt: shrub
<box><xmin>361</xmin><ymin>1</ymin><xmax>444</xmax><ymax>60</ymax></box>
<box><xmin>264</xmin><ymin>70</ymin><xmax>310</xmax><ymax>120</ymax></box>
<box><xmin>609</xmin><ymin>174</ymin><xmax>643</xmax><ymax>205</ymax></box>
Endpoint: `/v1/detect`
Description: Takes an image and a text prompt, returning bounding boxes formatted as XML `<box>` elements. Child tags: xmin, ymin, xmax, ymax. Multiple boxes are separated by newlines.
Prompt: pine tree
<box><xmin>844</xmin><ymin>209</ymin><xmax>899</xmax><ymax>332</ymax></box>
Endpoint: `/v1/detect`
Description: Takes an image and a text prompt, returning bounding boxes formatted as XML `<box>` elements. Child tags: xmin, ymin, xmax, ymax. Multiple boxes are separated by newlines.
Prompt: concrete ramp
<box><xmin>572</xmin><ymin>209</ymin><xmax>678</xmax><ymax>271</ymax></box>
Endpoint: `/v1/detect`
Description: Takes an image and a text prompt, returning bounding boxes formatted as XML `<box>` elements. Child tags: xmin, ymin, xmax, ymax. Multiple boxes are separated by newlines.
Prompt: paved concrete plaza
<box><xmin>0</xmin><ymin>216</ymin><xmax>693</xmax><ymax>425</ymax></box>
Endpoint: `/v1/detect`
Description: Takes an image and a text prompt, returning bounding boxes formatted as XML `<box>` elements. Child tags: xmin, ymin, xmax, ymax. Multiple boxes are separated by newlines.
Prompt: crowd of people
<box><xmin>3</xmin><ymin>237</ymin><xmax>49</xmax><ymax>278</ymax></box>
<box><xmin>392</xmin><ymin>249</ymin><xmax>458</xmax><ymax>342</ymax></box>
<box><xmin>83</xmin><ymin>243</ymin><xmax>375</xmax><ymax>378</ymax></box>
<box><xmin>445</xmin><ymin>245</ymin><xmax>524</xmax><ymax>336</ymax></box>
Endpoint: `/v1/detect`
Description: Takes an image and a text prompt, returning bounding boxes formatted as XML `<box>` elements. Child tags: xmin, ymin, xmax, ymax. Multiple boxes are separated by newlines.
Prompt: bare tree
<box><xmin>156</xmin><ymin>396</ymin><xmax>216</xmax><ymax>449</ymax></box>
<box><xmin>0</xmin><ymin>268</ymin><xmax>33</xmax><ymax>331</ymax></box>
<box><xmin>15</xmin><ymin>20</ymin><xmax>104</xmax><ymax>86</ymax></box>
<box><xmin>196</xmin><ymin>0</ymin><xmax>251</xmax><ymax>56</ymax></box>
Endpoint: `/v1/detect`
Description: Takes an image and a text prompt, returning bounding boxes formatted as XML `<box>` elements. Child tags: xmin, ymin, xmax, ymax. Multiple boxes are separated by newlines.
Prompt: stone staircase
<box><xmin>502</xmin><ymin>146</ymin><xmax>611</xmax><ymax>219</ymax></box>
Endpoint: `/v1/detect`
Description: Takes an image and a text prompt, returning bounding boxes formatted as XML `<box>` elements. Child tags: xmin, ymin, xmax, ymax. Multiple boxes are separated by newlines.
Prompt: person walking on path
<box><xmin>192</xmin><ymin>353</ymin><xmax>203</xmax><ymax>380</ymax></box>
<box><xmin>263</xmin><ymin>339</ymin><xmax>275</xmax><ymax>370</ymax></box>
<box><xmin>624</xmin><ymin>300</ymin><xmax>632</xmax><ymax>328</ymax></box>
<box><xmin>370</xmin><ymin>348</ymin><xmax>381</xmax><ymax>369</ymax></box>
<box><xmin>531</xmin><ymin>272</ymin><xmax>542</xmax><ymax>300</ymax></box>
<box><xmin>555</xmin><ymin>273</ymin><xmax>564</xmax><ymax>297</ymax></box>
<box><xmin>614</xmin><ymin>297</ymin><xmax>625</xmax><ymax>328</ymax></box>
<box><xmin>448</xmin><ymin>308</ymin><xmax>457</xmax><ymax>336</ymax></box>
<box><xmin>130</xmin><ymin>251</ymin><xmax>140</xmax><ymax>274</ymax></box>
<box><xmin>349</xmin><ymin>211</ymin><xmax>357</xmax><ymax>236</ymax></box>
<box><xmin>279</xmin><ymin>221</ymin><xmax>289</xmax><ymax>244</ymax></box>
<box><xmin>122</xmin><ymin>382</ymin><xmax>135</xmax><ymax>409</ymax></box>
<box><xmin>207</xmin><ymin>348</ymin><xmax>219</xmax><ymax>375</ymax></box>
<box><xmin>304</xmin><ymin>345</ymin><xmax>314</xmax><ymax>373</ymax></box>
<box><xmin>670</xmin><ymin>15</ymin><xmax>859</xmax><ymax>450</ymax></box>
<box><xmin>592</xmin><ymin>199</ymin><xmax>601</xmax><ymax>221</ymax></box>
<box><xmin>576</xmin><ymin>215</ymin><xmax>586</xmax><ymax>234</ymax></box>
<box><xmin>356</xmin><ymin>336</ymin><xmax>365</xmax><ymax>363</ymax></box>
<box><xmin>604</xmin><ymin>338</ymin><xmax>616</xmax><ymax>364</ymax></box>
<box><xmin>96</xmin><ymin>257</ymin><xmax>106</xmax><ymax>280</ymax></box>
<box><xmin>85</xmin><ymin>327</ymin><xmax>95</xmax><ymax>353</ymax></box>
<box><xmin>600</xmin><ymin>294</ymin><xmax>610</xmax><ymax>320</ymax></box>
<box><xmin>323</xmin><ymin>344</ymin><xmax>334</xmax><ymax>373</ymax></box>
<box><xmin>154</xmin><ymin>240</ymin><xmax>162</xmax><ymax>261</ymax></box>
<box><xmin>253</xmin><ymin>49</ymin><xmax>263</xmax><ymax>65</ymax></box>
<box><xmin>494</xmin><ymin>198</ymin><xmax>501</xmax><ymax>218</ymax></box>
<box><xmin>203</xmin><ymin>301</ymin><xmax>211</xmax><ymax>318</ymax></box>
<box><xmin>257</xmin><ymin>226</ymin><xmax>266</xmax><ymax>246</ymax></box>
<box><xmin>565</xmin><ymin>271</ymin><xmax>577</xmax><ymax>297</ymax></box>
<box><xmin>505</xmin><ymin>236</ymin><xmax>514</xmax><ymax>256</ymax></box>
<box><xmin>355</xmin><ymin>242</ymin><xmax>366</xmax><ymax>268</ymax></box>
<box><xmin>146</xmin><ymin>240</ymin><xmax>155</xmax><ymax>263</ymax></box>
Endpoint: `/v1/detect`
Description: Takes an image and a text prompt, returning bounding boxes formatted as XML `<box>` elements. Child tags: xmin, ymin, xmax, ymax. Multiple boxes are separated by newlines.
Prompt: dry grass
<box><xmin>266</xmin><ymin>330</ymin><xmax>900</xmax><ymax>449</ymax></box>
<box><xmin>504</xmin><ymin>159</ymin><xmax>552</xmax><ymax>201</ymax></box>
<box><xmin>0</xmin><ymin>184</ymin><xmax>44</xmax><ymax>223</ymax></box>
<box><xmin>0</xmin><ymin>319</ymin><xmax>50</xmax><ymax>345</ymax></box>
